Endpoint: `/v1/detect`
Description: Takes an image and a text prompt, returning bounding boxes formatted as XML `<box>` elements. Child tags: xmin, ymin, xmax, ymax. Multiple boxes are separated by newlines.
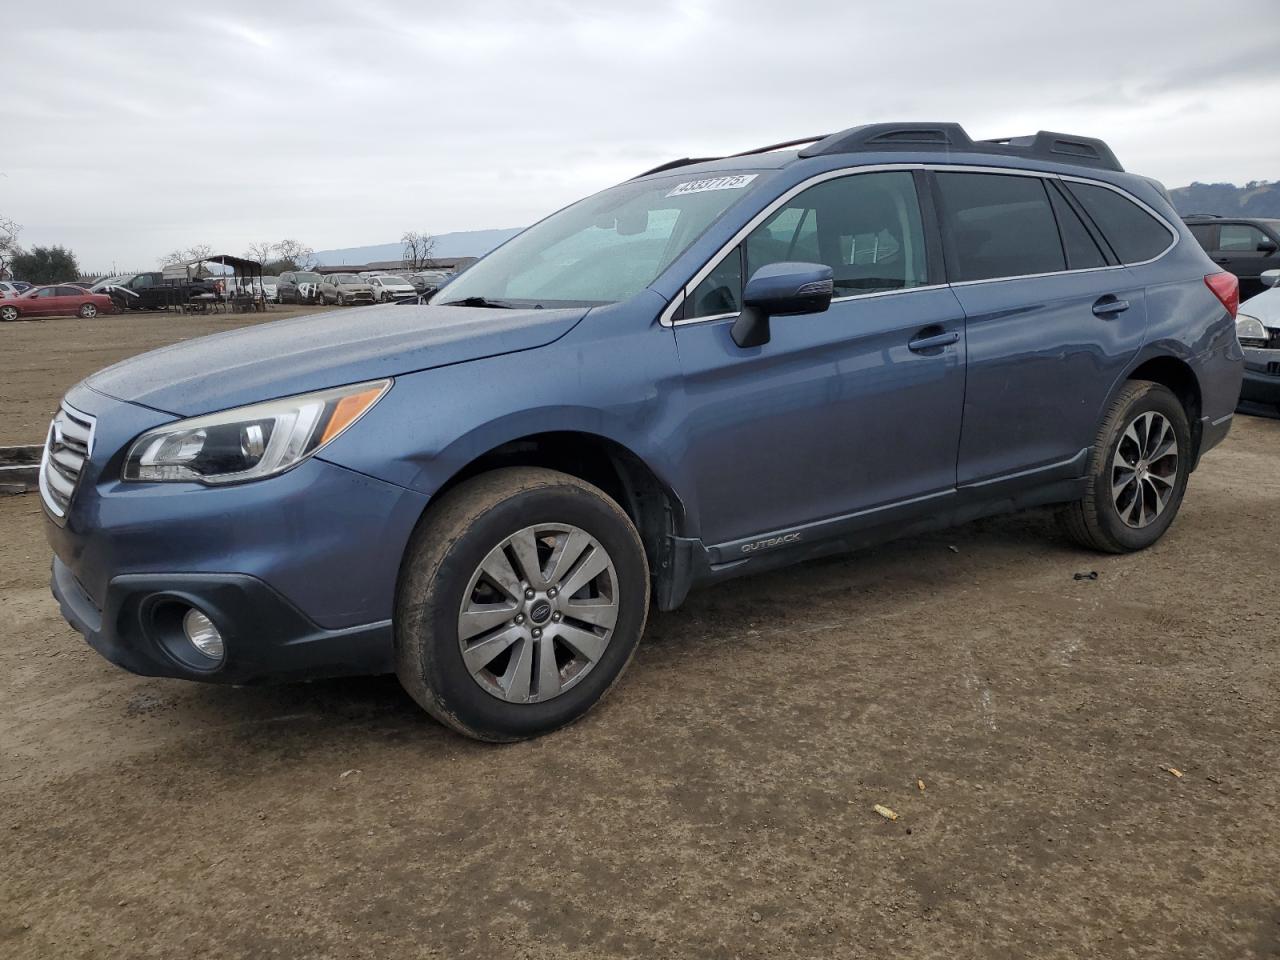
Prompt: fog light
<box><xmin>182</xmin><ymin>608</ymin><xmax>225</xmax><ymax>661</ymax></box>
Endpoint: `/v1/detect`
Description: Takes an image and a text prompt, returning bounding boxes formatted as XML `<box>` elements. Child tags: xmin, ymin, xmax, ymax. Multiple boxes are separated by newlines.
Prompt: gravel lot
<box><xmin>2</xmin><ymin>311</ymin><xmax>1278</xmax><ymax>958</ymax></box>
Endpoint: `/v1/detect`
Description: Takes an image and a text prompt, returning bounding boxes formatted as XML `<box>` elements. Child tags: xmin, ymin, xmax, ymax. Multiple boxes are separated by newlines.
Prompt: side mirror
<box><xmin>1262</xmin><ymin>269</ymin><xmax>1280</xmax><ymax>289</ymax></box>
<box><xmin>1258</xmin><ymin>239</ymin><xmax>1279</xmax><ymax>255</ymax></box>
<box><xmin>731</xmin><ymin>261</ymin><xmax>834</xmax><ymax>348</ymax></box>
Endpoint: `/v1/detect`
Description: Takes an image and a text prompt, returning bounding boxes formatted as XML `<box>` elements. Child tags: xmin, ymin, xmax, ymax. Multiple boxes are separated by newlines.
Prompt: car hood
<box><xmin>1241</xmin><ymin>287</ymin><xmax>1280</xmax><ymax>326</ymax></box>
<box><xmin>86</xmin><ymin>302</ymin><xmax>590</xmax><ymax>415</ymax></box>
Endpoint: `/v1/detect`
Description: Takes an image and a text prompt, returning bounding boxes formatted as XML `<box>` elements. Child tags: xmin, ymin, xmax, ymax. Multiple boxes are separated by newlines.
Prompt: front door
<box><xmin>673</xmin><ymin>169</ymin><xmax>967</xmax><ymax>549</ymax></box>
<box><xmin>1212</xmin><ymin>222</ymin><xmax>1280</xmax><ymax>300</ymax></box>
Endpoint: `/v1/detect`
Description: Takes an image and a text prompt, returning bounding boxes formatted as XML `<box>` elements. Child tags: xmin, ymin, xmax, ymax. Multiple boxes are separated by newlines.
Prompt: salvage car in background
<box><xmin>1186</xmin><ymin>215</ymin><xmax>1280</xmax><ymax>300</ymax></box>
<box><xmin>409</xmin><ymin>270</ymin><xmax>452</xmax><ymax>295</ymax></box>
<box><xmin>319</xmin><ymin>273</ymin><xmax>376</xmax><ymax>305</ymax></box>
<box><xmin>0</xmin><ymin>285</ymin><xmax>113</xmax><ymax>320</ymax></box>
<box><xmin>368</xmin><ymin>274</ymin><xmax>417</xmax><ymax>302</ymax></box>
<box><xmin>1236</xmin><ymin>269</ymin><xmax>1280</xmax><ymax>415</ymax></box>
<box><xmin>278</xmin><ymin>271</ymin><xmax>324</xmax><ymax>304</ymax></box>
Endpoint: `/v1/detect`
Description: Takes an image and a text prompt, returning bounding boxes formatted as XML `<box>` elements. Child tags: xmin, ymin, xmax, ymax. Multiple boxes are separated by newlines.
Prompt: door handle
<box><xmin>907</xmin><ymin>329</ymin><xmax>959</xmax><ymax>353</ymax></box>
<box><xmin>1092</xmin><ymin>297</ymin><xmax>1130</xmax><ymax>317</ymax></box>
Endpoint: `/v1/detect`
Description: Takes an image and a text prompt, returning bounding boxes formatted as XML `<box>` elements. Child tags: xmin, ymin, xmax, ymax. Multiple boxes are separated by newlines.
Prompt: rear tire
<box><xmin>395</xmin><ymin>467</ymin><xmax>649</xmax><ymax>742</ymax></box>
<box><xmin>1059</xmin><ymin>380</ymin><xmax>1191</xmax><ymax>553</ymax></box>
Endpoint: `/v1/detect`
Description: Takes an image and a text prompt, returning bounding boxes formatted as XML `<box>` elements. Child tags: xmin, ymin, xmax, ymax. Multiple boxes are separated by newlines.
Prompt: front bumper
<box><xmin>51</xmin><ymin>559</ymin><xmax>394</xmax><ymax>683</ymax></box>
<box><xmin>45</xmin><ymin>383</ymin><xmax>429</xmax><ymax>682</ymax></box>
<box><xmin>1239</xmin><ymin>348</ymin><xmax>1280</xmax><ymax>405</ymax></box>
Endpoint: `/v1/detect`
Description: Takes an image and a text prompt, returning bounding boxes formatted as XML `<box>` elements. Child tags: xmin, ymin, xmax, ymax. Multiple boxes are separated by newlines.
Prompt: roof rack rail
<box><xmin>728</xmin><ymin>135</ymin><xmax>829</xmax><ymax>158</ymax></box>
<box><xmin>797</xmin><ymin>122</ymin><xmax>1124</xmax><ymax>172</ymax></box>
<box><xmin>631</xmin><ymin>156</ymin><xmax>720</xmax><ymax>179</ymax></box>
<box><xmin>1182</xmin><ymin>213</ymin><xmax>1223</xmax><ymax>219</ymax></box>
<box><xmin>632</xmin><ymin>135</ymin><xmax>827</xmax><ymax>180</ymax></box>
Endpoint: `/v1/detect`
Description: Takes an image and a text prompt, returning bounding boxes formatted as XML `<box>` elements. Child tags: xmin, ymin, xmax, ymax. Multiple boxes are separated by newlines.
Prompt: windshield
<box><xmin>260</xmin><ymin>276</ymin><xmax>279</xmax><ymax>284</ymax></box>
<box><xmin>434</xmin><ymin>171</ymin><xmax>763</xmax><ymax>307</ymax></box>
<box><xmin>332</xmin><ymin>274</ymin><xmax>361</xmax><ymax>283</ymax></box>
<box><xmin>296</xmin><ymin>272</ymin><xmax>322</xmax><ymax>283</ymax></box>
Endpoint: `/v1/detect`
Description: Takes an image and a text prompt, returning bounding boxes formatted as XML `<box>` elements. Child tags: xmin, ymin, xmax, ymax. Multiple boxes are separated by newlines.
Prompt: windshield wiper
<box><xmin>440</xmin><ymin>296</ymin><xmax>515</xmax><ymax>309</ymax></box>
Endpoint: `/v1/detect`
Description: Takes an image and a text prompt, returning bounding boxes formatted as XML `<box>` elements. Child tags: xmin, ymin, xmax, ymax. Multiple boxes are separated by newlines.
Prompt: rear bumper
<box><xmin>52</xmin><ymin>558</ymin><xmax>394</xmax><ymax>683</ymax></box>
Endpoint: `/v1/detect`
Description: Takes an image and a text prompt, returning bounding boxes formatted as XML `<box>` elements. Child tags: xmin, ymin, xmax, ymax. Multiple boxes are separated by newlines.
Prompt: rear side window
<box><xmin>1046</xmin><ymin>182</ymin><xmax>1107</xmax><ymax>270</ymax></box>
<box><xmin>934</xmin><ymin>173</ymin><xmax>1065</xmax><ymax>281</ymax></box>
<box><xmin>1063</xmin><ymin>182</ymin><xmax>1173</xmax><ymax>264</ymax></box>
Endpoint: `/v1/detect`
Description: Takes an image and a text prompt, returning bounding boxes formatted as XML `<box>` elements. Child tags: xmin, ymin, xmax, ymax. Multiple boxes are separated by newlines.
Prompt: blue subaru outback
<box><xmin>43</xmin><ymin>123</ymin><xmax>1244</xmax><ymax>741</ymax></box>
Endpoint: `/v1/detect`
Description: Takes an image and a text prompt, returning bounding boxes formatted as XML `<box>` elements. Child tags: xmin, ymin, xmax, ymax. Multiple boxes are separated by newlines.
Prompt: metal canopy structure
<box><xmin>165</xmin><ymin>253</ymin><xmax>267</xmax><ymax>313</ymax></box>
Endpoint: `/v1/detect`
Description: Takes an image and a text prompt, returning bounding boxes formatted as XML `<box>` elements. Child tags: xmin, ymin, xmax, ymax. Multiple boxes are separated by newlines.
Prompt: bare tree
<box><xmin>401</xmin><ymin>231</ymin><xmax>436</xmax><ymax>271</ymax></box>
<box><xmin>159</xmin><ymin>244</ymin><xmax>215</xmax><ymax>268</ymax></box>
<box><xmin>0</xmin><ymin>216</ymin><xmax>21</xmax><ymax>278</ymax></box>
<box><xmin>244</xmin><ymin>241</ymin><xmax>276</xmax><ymax>265</ymax></box>
<box><xmin>274</xmin><ymin>239</ymin><xmax>316</xmax><ymax>271</ymax></box>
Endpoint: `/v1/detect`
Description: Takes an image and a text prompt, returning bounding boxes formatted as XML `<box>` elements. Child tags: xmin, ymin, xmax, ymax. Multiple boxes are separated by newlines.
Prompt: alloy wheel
<box><xmin>457</xmin><ymin>523</ymin><xmax>619</xmax><ymax>704</ymax></box>
<box><xmin>1111</xmin><ymin>411</ymin><xmax>1179</xmax><ymax>529</ymax></box>
<box><xmin>1</xmin><ymin>305</ymin><xmax>18</xmax><ymax>321</ymax></box>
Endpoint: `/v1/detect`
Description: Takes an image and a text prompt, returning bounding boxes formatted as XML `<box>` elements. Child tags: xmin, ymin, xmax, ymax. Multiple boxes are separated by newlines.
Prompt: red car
<box><xmin>0</xmin><ymin>285</ymin><xmax>114</xmax><ymax>321</ymax></box>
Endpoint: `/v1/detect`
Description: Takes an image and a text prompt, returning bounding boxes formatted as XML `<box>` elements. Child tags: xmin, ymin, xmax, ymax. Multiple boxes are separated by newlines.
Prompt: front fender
<box><xmin>318</xmin><ymin>293</ymin><xmax>700</xmax><ymax>531</ymax></box>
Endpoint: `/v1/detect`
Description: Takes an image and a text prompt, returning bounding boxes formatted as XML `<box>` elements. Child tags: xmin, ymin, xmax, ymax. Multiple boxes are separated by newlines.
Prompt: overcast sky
<box><xmin>5</xmin><ymin>0</ymin><xmax>1279</xmax><ymax>271</ymax></box>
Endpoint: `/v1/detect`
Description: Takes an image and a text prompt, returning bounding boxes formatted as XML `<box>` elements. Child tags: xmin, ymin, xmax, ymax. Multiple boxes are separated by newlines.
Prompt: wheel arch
<box><xmin>1121</xmin><ymin>350</ymin><xmax>1203</xmax><ymax>463</ymax></box>
<box><xmin>422</xmin><ymin>429</ymin><xmax>690</xmax><ymax>599</ymax></box>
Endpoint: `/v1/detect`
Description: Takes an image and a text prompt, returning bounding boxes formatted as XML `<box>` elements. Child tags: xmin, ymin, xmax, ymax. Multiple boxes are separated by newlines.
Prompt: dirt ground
<box><xmin>0</xmin><ymin>306</ymin><xmax>340</xmax><ymax>445</ymax></box>
<box><xmin>2</xmin><ymin>311</ymin><xmax>1279</xmax><ymax>958</ymax></box>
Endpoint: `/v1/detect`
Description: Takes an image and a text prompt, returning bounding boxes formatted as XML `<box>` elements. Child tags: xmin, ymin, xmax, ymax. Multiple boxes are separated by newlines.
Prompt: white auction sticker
<box><xmin>666</xmin><ymin>174</ymin><xmax>758</xmax><ymax>197</ymax></box>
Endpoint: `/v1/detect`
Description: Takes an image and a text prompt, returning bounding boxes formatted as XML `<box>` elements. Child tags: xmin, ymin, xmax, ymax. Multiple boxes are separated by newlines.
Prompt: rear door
<box><xmin>673</xmin><ymin>168</ymin><xmax>968</xmax><ymax>548</ymax></box>
<box><xmin>933</xmin><ymin>170</ymin><xmax>1150</xmax><ymax>487</ymax></box>
<box><xmin>53</xmin><ymin>286</ymin><xmax>84</xmax><ymax>315</ymax></box>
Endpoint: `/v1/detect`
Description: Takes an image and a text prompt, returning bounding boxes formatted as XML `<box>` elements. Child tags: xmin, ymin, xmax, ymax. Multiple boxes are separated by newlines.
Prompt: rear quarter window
<box><xmin>1064</xmin><ymin>182</ymin><xmax>1174</xmax><ymax>264</ymax></box>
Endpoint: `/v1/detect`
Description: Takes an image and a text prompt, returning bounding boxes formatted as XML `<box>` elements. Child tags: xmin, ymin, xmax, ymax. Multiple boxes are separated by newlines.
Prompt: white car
<box><xmin>367</xmin><ymin>275</ymin><xmax>417</xmax><ymax>302</ymax></box>
<box><xmin>1237</xmin><ymin>269</ymin><xmax>1280</xmax><ymax>415</ymax></box>
<box><xmin>0</xmin><ymin>281</ymin><xmax>22</xmax><ymax>298</ymax></box>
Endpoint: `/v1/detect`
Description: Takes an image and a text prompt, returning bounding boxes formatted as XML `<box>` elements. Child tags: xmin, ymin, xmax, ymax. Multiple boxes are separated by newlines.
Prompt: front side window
<box><xmin>1063</xmin><ymin>181</ymin><xmax>1173</xmax><ymax>264</ymax></box>
<box><xmin>435</xmin><ymin>172</ymin><xmax>764</xmax><ymax>308</ymax></box>
<box><xmin>1218</xmin><ymin>224</ymin><xmax>1270</xmax><ymax>252</ymax></box>
<box><xmin>935</xmin><ymin>172</ymin><xmax>1065</xmax><ymax>282</ymax></box>
<box><xmin>687</xmin><ymin>170</ymin><xmax>927</xmax><ymax>319</ymax></box>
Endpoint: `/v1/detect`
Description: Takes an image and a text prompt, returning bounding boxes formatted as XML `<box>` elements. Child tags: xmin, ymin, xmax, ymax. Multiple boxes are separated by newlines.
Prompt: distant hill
<box><xmin>1169</xmin><ymin>181</ymin><xmax>1280</xmax><ymax>219</ymax></box>
<box><xmin>313</xmin><ymin>227</ymin><xmax>522</xmax><ymax>267</ymax></box>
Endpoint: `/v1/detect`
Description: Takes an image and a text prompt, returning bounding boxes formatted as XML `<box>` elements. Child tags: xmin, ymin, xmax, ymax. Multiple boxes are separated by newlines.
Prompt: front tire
<box><xmin>1059</xmin><ymin>380</ymin><xmax>1191</xmax><ymax>553</ymax></box>
<box><xmin>0</xmin><ymin>305</ymin><xmax>19</xmax><ymax>322</ymax></box>
<box><xmin>78</xmin><ymin>303</ymin><xmax>98</xmax><ymax>319</ymax></box>
<box><xmin>395</xmin><ymin>467</ymin><xmax>650</xmax><ymax>742</ymax></box>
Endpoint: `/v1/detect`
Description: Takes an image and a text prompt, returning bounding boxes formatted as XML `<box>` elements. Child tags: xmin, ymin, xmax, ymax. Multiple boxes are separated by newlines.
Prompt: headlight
<box><xmin>1236</xmin><ymin>314</ymin><xmax>1268</xmax><ymax>346</ymax></box>
<box><xmin>123</xmin><ymin>379</ymin><xmax>390</xmax><ymax>484</ymax></box>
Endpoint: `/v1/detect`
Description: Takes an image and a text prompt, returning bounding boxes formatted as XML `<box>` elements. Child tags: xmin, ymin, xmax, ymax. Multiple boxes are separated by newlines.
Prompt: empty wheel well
<box><xmin>1127</xmin><ymin>356</ymin><xmax>1202</xmax><ymax>460</ymax></box>
<box><xmin>431</xmin><ymin>432</ymin><xmax>683</xmax><ymax>578</ymax></box>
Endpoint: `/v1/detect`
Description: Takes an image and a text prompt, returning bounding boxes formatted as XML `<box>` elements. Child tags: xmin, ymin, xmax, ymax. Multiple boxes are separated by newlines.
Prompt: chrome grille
<box><xmin>40</xmin><ymin>401</ymin><xmax>96</xmax><ymax>520</ymax></box>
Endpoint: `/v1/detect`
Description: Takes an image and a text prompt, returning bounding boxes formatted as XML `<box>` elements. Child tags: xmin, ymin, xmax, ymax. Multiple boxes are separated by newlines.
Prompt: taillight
<box><xmin>1204</xmin><ymin>272</ymin><xmax>1239</xmax><ymax>319</ymax></box>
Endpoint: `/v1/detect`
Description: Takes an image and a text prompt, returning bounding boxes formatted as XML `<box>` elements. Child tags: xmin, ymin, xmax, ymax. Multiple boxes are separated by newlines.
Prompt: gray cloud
<box><xmin>4</xmin><ymin>0</ymin><xmax>1277</xmax><ymax>270</ymax></box>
